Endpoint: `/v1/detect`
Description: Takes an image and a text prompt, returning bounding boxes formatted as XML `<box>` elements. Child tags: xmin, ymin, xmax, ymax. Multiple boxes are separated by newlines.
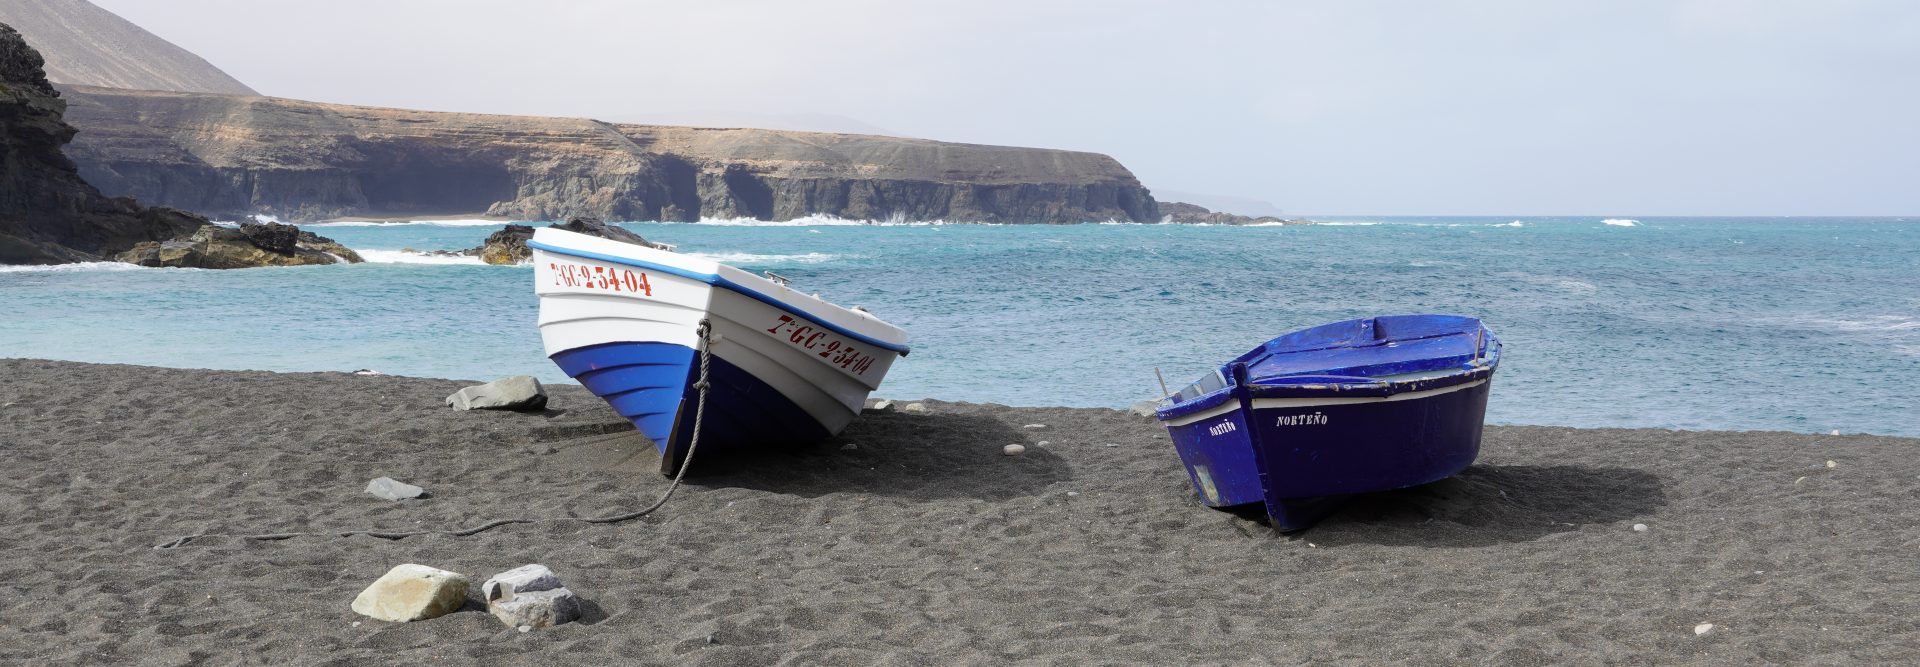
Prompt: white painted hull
<box><xmin>531</xmin><ymin>227</ymin><xmax>908</xmax><ymax>440</ymax></box>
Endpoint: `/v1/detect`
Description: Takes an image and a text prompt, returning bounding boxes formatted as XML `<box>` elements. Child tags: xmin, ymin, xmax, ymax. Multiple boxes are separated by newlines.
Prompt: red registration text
<box><xmin>549</xmin><ymin>262</ymin><xmax>652</xmax><ymax>296</ymax></box>
<box><xmin>765</xmin><ymin>314</ymin><xmax>877</xmax><ymax>375</ymax></box>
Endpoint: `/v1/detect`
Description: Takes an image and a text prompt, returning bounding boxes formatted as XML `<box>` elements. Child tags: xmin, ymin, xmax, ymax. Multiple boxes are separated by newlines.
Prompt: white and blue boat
<box><xmin>529</xmin><ymin>227</ymin><xmax>910</xmax><ymax>474</ymax></box>
<box><xmin>1155</xmin><ymin>314</ymin><xmax>1500</xmax><ymax>531</ymax></box>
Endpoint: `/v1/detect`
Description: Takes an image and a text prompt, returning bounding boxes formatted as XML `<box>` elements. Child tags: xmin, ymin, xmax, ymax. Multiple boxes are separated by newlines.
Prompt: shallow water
<box><xmin>3</xmin><ymin>216</ymin><xmax>1916</xmax><ymax>436</ymax></box>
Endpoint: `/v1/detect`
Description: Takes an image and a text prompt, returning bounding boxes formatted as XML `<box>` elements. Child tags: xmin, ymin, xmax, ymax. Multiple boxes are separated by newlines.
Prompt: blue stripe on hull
<box><xmin>550</xmin><ymin>341</ymin><xmax>831</xmax><ymax>476</ymax></box>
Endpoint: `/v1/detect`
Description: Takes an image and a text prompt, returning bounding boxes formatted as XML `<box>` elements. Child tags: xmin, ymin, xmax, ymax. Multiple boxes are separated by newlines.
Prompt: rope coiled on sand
<box><xmin>155</xmin><ymin>320</ymin><xmax>717</xmax><ymax>550</ymax></box>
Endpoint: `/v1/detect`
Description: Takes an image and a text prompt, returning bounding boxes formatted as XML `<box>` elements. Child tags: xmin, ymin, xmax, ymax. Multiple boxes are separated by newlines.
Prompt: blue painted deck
<box><xmin>551</xmin><ymin>341</ymin><xmax>829</xmax><ymax>475</ymax></box>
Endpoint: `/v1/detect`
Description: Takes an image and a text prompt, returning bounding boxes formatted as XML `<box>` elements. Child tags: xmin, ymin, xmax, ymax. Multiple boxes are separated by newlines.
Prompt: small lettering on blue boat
<box><xmin>1276</xmin><ymin>412</ymin><xmax>1329</xmax><ymax>427</ymax></box>
<box><xmin>1208</xmin><ymin>420</ymin><xmax>1237</xmax><ymax>436</ymax></box>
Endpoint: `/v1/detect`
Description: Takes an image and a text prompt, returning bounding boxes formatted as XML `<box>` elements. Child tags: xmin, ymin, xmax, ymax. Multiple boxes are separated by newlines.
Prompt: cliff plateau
<box><xmin>57</xmin><ymin>86</ymin><xmax>1160</xmax><ymax>224</ymax></box>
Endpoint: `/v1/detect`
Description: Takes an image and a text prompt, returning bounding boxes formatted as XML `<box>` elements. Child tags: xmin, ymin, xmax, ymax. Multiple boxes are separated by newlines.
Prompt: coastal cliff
<box><xmin>0</xmin><ymin>23</ymin><xmax>202</xmax><ymax>263</ymax></box>
<box><xmin>0</xmin><ymin>23</ymin><xmax>355</xmax><ymax>267</ymax></box>
<box><xmin>57</xmin><ymin>86</ymin><xmax>1160</xmax><ymax>224</ymax></box>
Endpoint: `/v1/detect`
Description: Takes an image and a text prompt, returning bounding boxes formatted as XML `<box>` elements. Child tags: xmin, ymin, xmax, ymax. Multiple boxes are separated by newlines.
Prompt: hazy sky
<box><xmin>94</xmin><ymin>0</ymin><xmax>1919</xmax><ymax>216</ymax></box>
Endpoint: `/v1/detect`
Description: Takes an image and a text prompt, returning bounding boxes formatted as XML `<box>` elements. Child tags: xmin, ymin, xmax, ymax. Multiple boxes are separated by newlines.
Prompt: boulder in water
<box><xmin>113</xmin><ymin>223</ymin><xmax>363</xmax><ymax>268</ymax></box>
<box><xmin>476</xmin><ymin>224</ymin><xmax>535</xmax><ymax>265</ymax></box>
<box><xmin>474</xmin><ymin>217</ymin><xmax>671</xmax><ymax>265</ymax></box>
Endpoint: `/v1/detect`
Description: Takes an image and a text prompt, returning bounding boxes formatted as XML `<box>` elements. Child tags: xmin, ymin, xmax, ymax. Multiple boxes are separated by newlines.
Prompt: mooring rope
<box><xmin>155</xmin><ymin>320</ymin><xmax>717</xmax><ymax>549</ymax></box>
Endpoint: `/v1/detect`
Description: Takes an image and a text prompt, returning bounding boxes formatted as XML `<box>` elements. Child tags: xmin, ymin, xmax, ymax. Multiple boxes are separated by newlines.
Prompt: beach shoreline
<box><xmin>1</xmin><ymin>358</ymin><xmax>1915</xmax><ymax>664</ymax></box>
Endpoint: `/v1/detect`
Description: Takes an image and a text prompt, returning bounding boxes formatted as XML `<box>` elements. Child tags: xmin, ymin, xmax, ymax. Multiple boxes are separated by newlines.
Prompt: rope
<box><xmin>155</xmin><ymin>320</ymin><xmax>718</xmax><ymax>549</ymax></box>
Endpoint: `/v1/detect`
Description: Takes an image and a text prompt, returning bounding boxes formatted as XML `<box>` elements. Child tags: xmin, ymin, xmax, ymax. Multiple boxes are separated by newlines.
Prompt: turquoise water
<box><xmin>3</xmin><ymin>216</ymin><xmax>1916</xmax><ymax>437</ymax></box>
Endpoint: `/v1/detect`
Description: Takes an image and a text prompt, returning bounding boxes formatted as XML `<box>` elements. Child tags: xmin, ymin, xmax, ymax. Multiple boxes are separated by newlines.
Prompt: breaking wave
<box><xmin>309</xmin><ymin>219</ymin><xmax>512</xmax><ymax>228</ymax></box>
<box><xmin>1494</xmin><ymin>220</ymin><xmax>1526</xmax><ymax>228</ymax></box>
<box><xmin>1603</xmin><ymin>219</ymin><xmax>1639</xmax><ymax>227</ymax></box>
<box><xmin>353</xmin><ymin>249</ymin><xmax>489</xmax><ymax>265</ymax></box>
<box><xmin>682</xmin><ymin>213</ymin><xmax>970</xmax><ymax>227</ymax></box>
<box><xmin>0</xmin><ymin>261</ymin><xmax>151</xmax><ymax>273</ymax></box>
<box><xmin>685</xmin><ymin>251</ymin><xmax>848</xmax><ymax>264</ymax></box>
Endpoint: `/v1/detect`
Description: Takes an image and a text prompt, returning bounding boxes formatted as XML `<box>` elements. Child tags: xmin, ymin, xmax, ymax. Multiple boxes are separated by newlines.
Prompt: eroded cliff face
<box><xmin>58</xmin><ymin>86</ymin><xmax>1159</xmax><ymax>224</ymax></box>
<box><xmin>0</xmin><ymin>23</ymin><xmax>203</xmax><ymax>264</ymax></box>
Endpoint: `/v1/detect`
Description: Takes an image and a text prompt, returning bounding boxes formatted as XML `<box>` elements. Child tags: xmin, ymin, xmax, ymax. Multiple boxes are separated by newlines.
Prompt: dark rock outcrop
<box><xmin>476</xmin><ymin>224</ymin><xmax>534</xmax><ymax>266</ymax></box>
<box><xmin>1158</xmin><ymin>201</ymin><xmax>1312</xmax><ymax>226</ymax></box>
<box><xmin>0</xmin><ymin>22</ymin><xmax>356</xmax><ymax>268</ymax></box>
<box><xmin>472</xmin><ymin>217</ymin><xmax>666</xmax><ymax>265</ymax></box>
<box><xmin>0</xmin><ymin>22</ymin><xmax>204</xmax><ymax>263</ymax></box>
<box><xmin>113</xmin><ymin>222</ymin><xmax>364</xmax><ymax>268</ymax></box>
<box><xmin>57</xmin><ymin>86</ymin><xmax>1162</xmax><ymax>225</ymax></box>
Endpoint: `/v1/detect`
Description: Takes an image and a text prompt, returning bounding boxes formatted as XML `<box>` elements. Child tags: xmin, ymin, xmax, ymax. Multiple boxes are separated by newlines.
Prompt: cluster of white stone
<box><xmin>350</xmin><ymin>563</ymin><xmax>582</xmax><ymax>631</ymax></box>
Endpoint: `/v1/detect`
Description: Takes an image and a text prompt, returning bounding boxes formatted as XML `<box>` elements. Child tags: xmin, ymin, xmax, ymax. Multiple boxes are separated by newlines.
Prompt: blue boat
<box><xmin>1154</xmin><ymin>314</ymin><xmax>1501</xmax><ymax>531</ymax></box>
<box><xmin>530</xmin><ymin>228</ymin><xmax>911</xmax><ymax>475</ymax></box>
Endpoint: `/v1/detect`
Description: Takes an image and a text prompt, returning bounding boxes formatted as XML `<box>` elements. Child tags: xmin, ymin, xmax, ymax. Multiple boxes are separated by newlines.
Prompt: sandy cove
<box><xmin>0</xmin><ymin>358</ymin><xmax>1915</xmax><ymax>665</ymax></box>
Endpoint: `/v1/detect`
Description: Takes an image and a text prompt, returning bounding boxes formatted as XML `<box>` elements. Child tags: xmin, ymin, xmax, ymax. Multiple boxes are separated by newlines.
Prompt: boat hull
<box><xmin>1163</xmin><ymin>377</ymin><xmax>1493</xmax><ymax>531</ymax></box>
<box><xmin>530</xmin><ymin>228</ymin><xmax>907</xmax><ymax>474</ymax></box>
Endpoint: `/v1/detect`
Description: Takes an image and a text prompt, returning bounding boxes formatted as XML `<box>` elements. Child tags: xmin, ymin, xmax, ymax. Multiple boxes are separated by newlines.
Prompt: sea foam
<box><xmin>310</xmin><ymin>219</ymin><xmax>512</xmax><ymax>228</ymax></box>
<box><xmin>685</xmin><ymin>251</ymin><xmax>848</xmax><ymax>264</ymax></box>
<box><xmin>1603</xmin><ymin>219</ymin><xmax>1639</xmax><ymax>227</ymax></box>
<box><xmin>0</xmin><ymin>261</ymin><xmax>151</xmax><ymax>273</ymax></box>
<box><xmin>354</xmin><ymin>249</ymin><xmax>490</xmax><ymax>265</ymax></box>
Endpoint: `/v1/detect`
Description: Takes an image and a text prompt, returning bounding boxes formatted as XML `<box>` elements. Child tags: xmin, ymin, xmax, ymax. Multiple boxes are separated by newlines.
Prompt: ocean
<box><xmin>3</xmin><ymin>216</ymin><xmax>1915</xmax><ymax>437</ymax></box>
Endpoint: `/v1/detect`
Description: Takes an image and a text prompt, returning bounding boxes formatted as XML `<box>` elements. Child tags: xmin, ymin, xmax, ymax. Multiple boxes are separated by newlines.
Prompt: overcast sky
<box><xmin>95</xmin><ymin>0</ymin><xmax>1919</xmax><ymax>216</ymax></box>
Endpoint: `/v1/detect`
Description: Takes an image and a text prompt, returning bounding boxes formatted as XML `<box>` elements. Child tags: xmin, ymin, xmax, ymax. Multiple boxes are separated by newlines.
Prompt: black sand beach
<box><xmin>1</xmin><ymin>359</ymin><xmax>1915</xmax><ymax>665</ymax></box>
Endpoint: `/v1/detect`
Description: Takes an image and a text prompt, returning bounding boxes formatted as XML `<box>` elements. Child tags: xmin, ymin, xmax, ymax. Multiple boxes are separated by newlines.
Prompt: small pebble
<box><xmin>1003</xmin><ymin>444</ymin><xmax>1026</xmax><ymax>456</ymax></box>
<box><xmin>840</xmin><ymin>443</ymin><xmax>858</xmax><ymax>451</ymax></box>
<box><xmin>1066</xmin><ymin>491</ymin><xmax>1079</xmax><ymax>497</ymax></box>
<box><xmin>872</xmin><ymin>399</ymin><xmax>895</xmax><ymax>411</ymax></box>
<box><xmin>1794</xmin><ymin>476</ymin><xmax>1807</xmax><ymax>485</ymax></box>
<box><xmin>1829</xmin><ymin>430</ymin><xmax>1840</xmax><ymax>435</ymax></box>
<box><xmin>1036</xmin><ymin>440</ymin><xmax>1050</xmax><ymax>447</ymax></box>
<box><xmin>1632</xmin><ymin>523</ymin><xmax>1649</xmax><ymax>532</ymax></box>
<box><xmin>902</xmin><ymin>402</ymin><xmax>928</xmax><ymax>413</ymax></box>
<box><xmin>1825</xmin><ymin>460</ymin><xmax>1837</xmax><ymax>468</ymax></box>
<box><xmin>518</xmin><ymin>625</ymin><xmax>532</xmax><ymax>633</ymax></box>
<box><xmin>1694</xmin><ymin>623</ymin><xmax>1714</xmax><ymax>636</ymax></box>
<box><xmin>351</xmin><ymin>621</ymin><xmax>361</xmax><ymax>627</ymax></box>
<box><xmin>1104</xmin><ymin>442</ymin><xmax>1118</xmax><ymax>448</ymax></box>
<box><xmin>1024</xmin><ymin>423</ymin><xmax>1046</xmax><ymax>430</ymax></box>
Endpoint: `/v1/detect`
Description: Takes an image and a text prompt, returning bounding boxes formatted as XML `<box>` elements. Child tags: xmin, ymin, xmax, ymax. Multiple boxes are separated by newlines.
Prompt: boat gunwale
<box><xmin>528</xmin><ymin>238</ymin><xmax>912</xmax><ymax>355</ymax></box>
<box><xmin>1155</xmin><ymin>332</ymin><xmax>1501</xmax><ymax>420</ymax></box>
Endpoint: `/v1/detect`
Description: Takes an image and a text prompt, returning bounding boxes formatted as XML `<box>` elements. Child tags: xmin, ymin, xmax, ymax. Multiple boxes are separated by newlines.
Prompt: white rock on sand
<box><xmin>483</xmin><ymin>564</ymin><xmax>578</xmax><ymax>629</ymax></box>
<box><xmin>482</xmin><ymin>564</ymin><xmax>563</xmax><ymax>603</ymax></box>
<box><xmin>1694</xmin><ymin>623</ymin><xmax>1715</xmax><ymax>636</ymax></box>
<box><xmin>365</xmin><ymin>476</ymin><xmax>424</xmax><ymax>501</ymax></box>
<box><xmin>490</xmin><ymin>588</ymin><xmax>581</xmax><ymax>629</ymax></box>
<box><xmin>902</xmin><ymin>402</ymin><xmax>929</xmax><ymax>413</ymax></box>
<box><xmin>1003</xmin><ymin>444</ymin><xmax>1026</xmax><ymax>456</ymax></box>
<box><xmin>351</xmin><ymin>564</ymin><xmax>470</xmax><ymax>623</ymax></box>
<box><xmin>446</xmin><ymin>375</ymin><xmax>548</xmax><ymax>411</ymax></box>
